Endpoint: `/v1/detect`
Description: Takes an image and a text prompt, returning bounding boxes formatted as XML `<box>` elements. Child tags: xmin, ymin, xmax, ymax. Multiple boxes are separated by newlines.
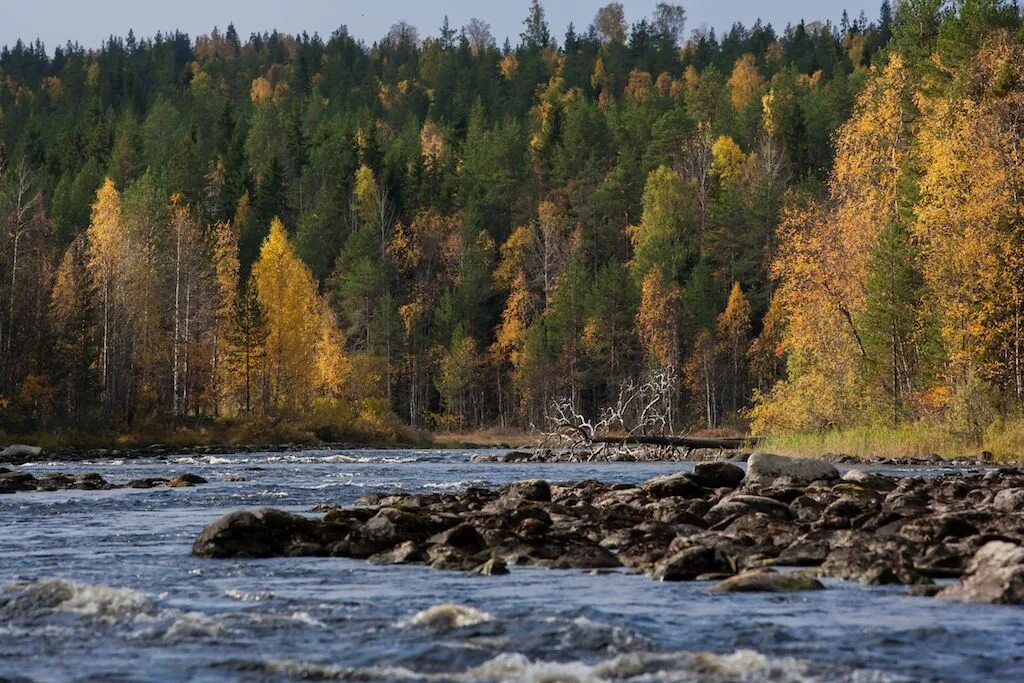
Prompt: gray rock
<box><xmin>842</xmin><ymin>469</ymin><xmax>897</xmax><ymax>491</ymax></box>
<box><xmin>993</xmin><ymin>488</ymin><xmax>1024</xmax><ymax>512</ymax></box>
<box><xmin>937</xmin><ymin>541</ymin><xmax>1024</xmax><ymax>604</ymax></box>
<box><xmin>745</xmin><ymin>452</ymin><xmax>839</xmax><ymax>489</ymax></box>
<box><xmin>1</xmin><ymin>444</ymin><xmax>41</xmax><ymax>459</ymax></box>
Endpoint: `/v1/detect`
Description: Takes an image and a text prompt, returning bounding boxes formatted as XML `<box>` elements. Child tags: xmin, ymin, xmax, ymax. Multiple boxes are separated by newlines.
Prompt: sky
<box><xmin>0</xmin><ymin>1</ymin><xmax>878</xmax><ymax>52</ymax></box>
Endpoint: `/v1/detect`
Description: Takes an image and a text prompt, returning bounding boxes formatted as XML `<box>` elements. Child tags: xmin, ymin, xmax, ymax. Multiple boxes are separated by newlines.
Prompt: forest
<box><xmin>0</xmin><ymin>1</ymin><xmax>1023</xmax><ymax>452</ymax></box>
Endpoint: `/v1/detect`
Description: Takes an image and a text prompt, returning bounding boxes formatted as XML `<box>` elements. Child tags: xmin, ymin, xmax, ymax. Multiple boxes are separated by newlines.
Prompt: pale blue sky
<box><xmin>1</xmin><ymin>1</ymin><xmax>877</xmax><ymax>51</ymax></box>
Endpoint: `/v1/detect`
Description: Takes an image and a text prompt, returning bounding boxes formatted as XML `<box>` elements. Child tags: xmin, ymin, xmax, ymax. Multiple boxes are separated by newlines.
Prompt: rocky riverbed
<box><xmin>192</xmin><ymin>452</ymin><xmax>1024</xmax><ymax>603</ymax></box>
<box><xmin>0</xmin><ymin>466</ymin><xmax>208</xmax><ymax>493</ymax></box>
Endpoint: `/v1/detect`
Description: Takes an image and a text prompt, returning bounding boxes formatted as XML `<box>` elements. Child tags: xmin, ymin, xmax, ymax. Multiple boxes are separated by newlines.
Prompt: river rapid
<box><xmin>1</xmin><ymin>449</ymin><xmax>1022</xmax><ymax>682</ymax></box>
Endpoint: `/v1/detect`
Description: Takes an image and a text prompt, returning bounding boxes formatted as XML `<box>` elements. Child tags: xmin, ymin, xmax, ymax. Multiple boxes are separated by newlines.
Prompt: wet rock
<box><xmin>710</xmin><ymin>569</ymin><xmax>825</xmax><ymax>592</ymax></box>
<box><xmin>642</xmin><ymin>472</ymin><xmax>703</xmax><ymax>498</ymax></box>
<box><xmin>429</xmin><ymin>523</ymin><xmax>486</xmax><ymax>553</ymax></box>
<box><xmin>472</xmin><ymin>558</ymin><xmax>509</xmax><ymax>576</ymax></box>
<box><xmin>168</xmin><ymin>473</ymin><xmax>208</xmax><ymax>487</ymax></box>
<box><xmin>691</xmin><ymin>462</ymin><xmax>745</xmax><ymax>489</ymax></box>
<box><xmin>0</xmin><ymin>471</ymin><xmax>37</xmax><ymax>492</ymax></box>
<box><xmin>128</xmin><ymin>478</ymin><xmax>168</xmax><ymax>488</ymax></box>
<box><xmin>745</xmin><ymin>452</ymin><xmax>839</xmax><ymax>489</ymax></box>
<box><xmin>369</xmin><ymin>540</ymin><xmax>425</xmax><ymax>564</ymax></box>
<box><xmin>937</xmin><ymin>541</ymin><xmax>1024</xmax><ymax>604</ymax></box>
<box><xmin>427</xmin><ymin>544</ymin><xmax>476</xmax><ymax>571</ymax></box>
<box><xmin>651</xmin><ymin>545</ymin><xmax>731</xmax><ymax>581</ymax></box>
<box><xmin>192</xmin><ymin>508</ymin><xmax>323</xmax><ymax>558</ymax></box>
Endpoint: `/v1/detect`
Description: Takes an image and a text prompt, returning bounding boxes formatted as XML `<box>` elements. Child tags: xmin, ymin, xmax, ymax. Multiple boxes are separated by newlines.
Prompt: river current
<box><xmin>1</xmin><ymin>449</ymin><xmax>1022</xmax><ymax>682</ymax></box>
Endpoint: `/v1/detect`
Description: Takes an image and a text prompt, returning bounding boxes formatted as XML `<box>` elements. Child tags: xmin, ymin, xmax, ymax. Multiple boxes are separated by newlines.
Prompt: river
<box><xmin>1</xmin><ymin>449</ymin><xmax>1022</xmax><ymax>682</ymax></box>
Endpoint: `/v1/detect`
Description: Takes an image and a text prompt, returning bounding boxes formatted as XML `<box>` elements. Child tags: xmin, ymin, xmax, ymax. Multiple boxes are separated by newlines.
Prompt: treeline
<box><xmin>753</xmin><ymin>1</ymin><xmax>1024</xmax><ymax>445</ymax></box>
<box><xmin>0</xmin><ymin>0</ymin><xmax>978</xmax><ymax>437</ymax></box>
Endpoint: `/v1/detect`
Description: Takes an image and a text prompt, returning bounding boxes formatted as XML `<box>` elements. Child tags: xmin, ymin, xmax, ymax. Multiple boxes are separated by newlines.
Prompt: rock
<box><xmin>169</xmin><ymin>473</ymin><xmax>208</xmax><ymax>487</ymax></box>
<box><xmin>705</xmin><ymin>494</ymin><xmax>791</xmax><ymax>526</ymax></box>
<box><xmin>503</xmin><ymin>479</ymin><xmax>551</xmax><ymax>502</ymax></box>
<box><xmin>192</xmin><ymin>509</ymin><xmax>323</xmax><ymax>558</ymax></box>
<box><xmin>642</xmin><ymin>472</ymin><xmax>703</xmax><ymax>498</ymax></box>
<box><xmin>651</xmin><ymin>545</ymin><xmax>731</xmax><ymax>581</ymax></box>
<box><xmin>472</xmin><ymin>558</ymin><xmax>509</xmax><ymax>576</ymax></box>
<box><xmin>898</xmin><ymin>513</ymin><xmax>979</xmax><ymax>544</ymax></box>
<box><xmin>429</xmin><ymin>523</ymin><xmax>486</xmax><ymax>553</ymax></box>
<box><xmin>691</xmin><ymin>462</ymin><xmax>745</xmax><ymax>489</ymax></box>
<box><xmin>1</xmin><ymin>444</ymin><xmax>41</xmax><ymax>459</ymax></box>
<box><xmin>993</xmin><ymin>488</ymin><xmax>1024</xmax><ymax>512</ymax></box>
<box><xmin>745</xmin><ymin>452</ymin><xmax>839</xmax><ymax>489</ymax></box>
<box><xmin>937</xmin><ymin>541</ymin><xmax>1024</xmax><ymax>604</ymax></box>
<box><xmin>0</xmin><ymin>471</ymin><xmax>37</xmax><ymax>492</ymax></box>
<box><xmin>776</xmin><ymin>539</ymin><xmax>829</xmax><ymax>567</ymax></box>
<box><xmin>710</xmin><ymin>569</ymin><xmax>825</xmax><ymax>593</ymax></box>
<box><xmin>842</xmin><ymin>469</ymin><xmax>898</xmax><ymax>492</ymax></box>
<box><xmin>350</xmin><ymin>508</ymin><xmax>432</xmax><ymax>557</ymax></box>
<box><xmin>369</xmin><ymin>541</ymin><xmax>425</xmax><ymax>564</ymax></box>
<box><xmin>128</xmin><ymin>478</ymin><xmax>169</xmax><ymax>489</ymax></box>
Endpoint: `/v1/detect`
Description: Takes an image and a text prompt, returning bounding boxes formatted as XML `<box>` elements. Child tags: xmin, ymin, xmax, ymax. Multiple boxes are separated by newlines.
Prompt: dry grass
<box><xmin>759</xmin><ymin>420</ymin><xmax>1024</xmax><ymax>461</ymax></box>
<box><xmin>432</xmin><ymin>426</ymin><xmax>536</xmax><ymax>448</ymax></box>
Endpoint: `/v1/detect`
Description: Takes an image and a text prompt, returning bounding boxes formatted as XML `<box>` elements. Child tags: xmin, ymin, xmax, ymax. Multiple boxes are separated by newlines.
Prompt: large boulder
<box><xmin>710</xmin><ymin>569</ymin><xmax>825</xmax><ymax>593</ymax></box>
<box><xmin>192</xmin><ymin>508</ymin><xmax>323</xmax><ymax>558</ymax></box>
<box><xmin>745</xmin><ymin>452</ymin><xmax>839</xmax><ymax>489</ymax></box>
<box><xmin>937</xmin><ymin>541</ymin><xmax>1024</xmax><ymax>604</ymax></box>
<box><xmin>1</xmin><ymin>444</ymin><xmax>41</xmax><ymax>460</ymax></box>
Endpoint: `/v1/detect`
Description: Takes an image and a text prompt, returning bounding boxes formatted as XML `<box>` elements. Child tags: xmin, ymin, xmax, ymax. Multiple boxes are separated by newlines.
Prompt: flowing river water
<box><xmin>1</xmin><ymin>449</ymin><xmax>1023</xmax><ymax>682</ymax></box>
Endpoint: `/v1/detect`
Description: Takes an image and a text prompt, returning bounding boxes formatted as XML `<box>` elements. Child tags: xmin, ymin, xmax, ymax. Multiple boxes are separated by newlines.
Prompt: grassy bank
<box><xmin>760</xmin><ymin>419</ymin><xmax>1024</xmax><ymax>461</ymax></box>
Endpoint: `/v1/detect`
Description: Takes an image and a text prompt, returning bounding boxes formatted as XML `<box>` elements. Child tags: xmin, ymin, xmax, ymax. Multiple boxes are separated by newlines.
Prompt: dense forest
<box><xmin>0</xmin><ymin>1</ymin><xmax>1022</xmax><ymax>447</ymax></box>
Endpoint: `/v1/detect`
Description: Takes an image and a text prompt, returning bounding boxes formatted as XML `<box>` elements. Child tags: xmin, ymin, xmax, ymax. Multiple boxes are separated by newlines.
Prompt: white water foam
<box><xmin>247</xmin><ymin>649</ymin><xmax>906</xmax><ymax>682</ymax></box>
<box><xmin>400</xmin><ymin>603</ymin><xmax>495</xmax><ymax>630</ymax></box>
<box><xmin>0</xmin><ymin>578</ymin><xmax>225</xmax><ymax>641</ymax></box>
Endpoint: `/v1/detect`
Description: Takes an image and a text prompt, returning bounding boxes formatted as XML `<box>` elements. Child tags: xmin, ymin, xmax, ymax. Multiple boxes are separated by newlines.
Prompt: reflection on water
<box><xmin>1</xmin><ymin>450</ymin><xmax>1021</xmax><ymax>682</ymax></box>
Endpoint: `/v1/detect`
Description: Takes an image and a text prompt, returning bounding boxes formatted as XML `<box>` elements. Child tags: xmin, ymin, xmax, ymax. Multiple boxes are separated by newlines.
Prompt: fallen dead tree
<box><xmin>592</xmin><ymin>434</ymin><xmax>761</xmax><ymax>449</ymax></box>
<box><xmin>539</xmin><ymin>368</ymin><xmax>760</xmax><ymax>459</ymax></box>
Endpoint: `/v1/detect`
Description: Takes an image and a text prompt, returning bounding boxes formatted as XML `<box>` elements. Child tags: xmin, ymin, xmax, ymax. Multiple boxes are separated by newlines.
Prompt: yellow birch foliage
<box><xmin>915</xmin><ymin>36</ymin><xmax>1024</xmax><ymax>394</ymax></box>
<box><xmin>635</xmin><ymin>266</ymin><xmax>680</xmax><ymax>368</ymax></box>
<box><xmin>727</xmin><ymin>54</ymin><xmax>765</xmax><ymax>111</ymax></box>
<box><xmin>251</xmin><ymin>218</ymin><xmax>327</xmax><ymax>409</ymax></box>
<box><xmin>85</xmin><ymin>179</ymin><xmax>127</xmax><ymax>296</ymax></box>
<box><xmin>753</xmin><ymin>56</ymin><xmax>914</xmax><ymax>432</ymax></box>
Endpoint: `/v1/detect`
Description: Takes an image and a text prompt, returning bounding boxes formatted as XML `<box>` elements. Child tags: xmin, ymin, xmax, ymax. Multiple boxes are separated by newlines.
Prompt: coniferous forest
<box><xmin>2</xmin><ymin>1</ymin><xmax>1024</xmax><ymax>452</ymax></box>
